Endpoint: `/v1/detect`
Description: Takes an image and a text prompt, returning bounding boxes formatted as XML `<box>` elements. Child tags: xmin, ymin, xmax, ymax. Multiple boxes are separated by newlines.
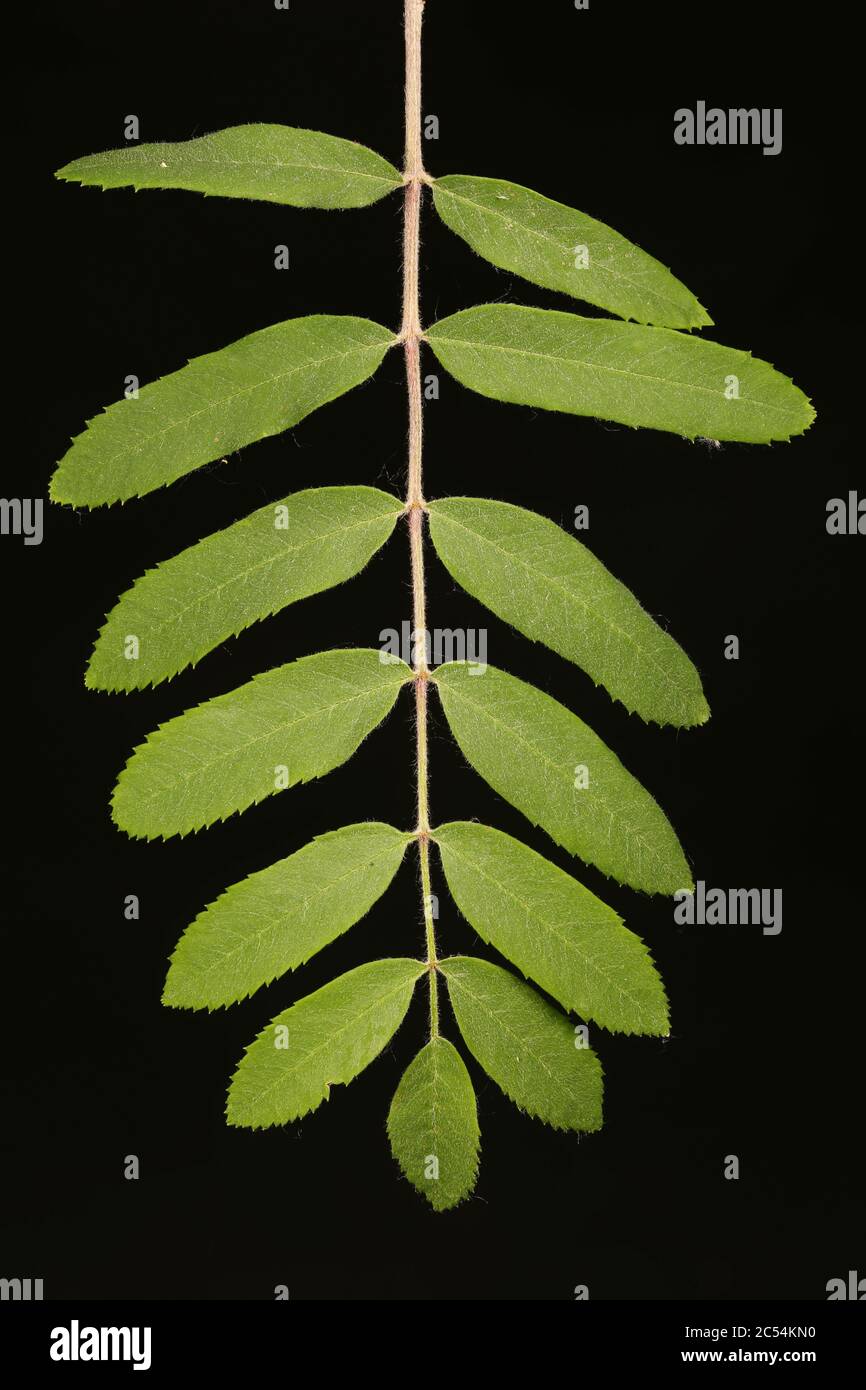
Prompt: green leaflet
<box><xmin>426</xmin><ymin>304</ymin><xmax>815</xmax><ymax>443</ymax></box>
<box><xmin>227</xmin><ymin>958</ymin><xmax>424</xmax><ymax>1129</ymax></box>
<box><xmin>433</xmin><ymin>174</ymin><xmax>711</xmax><ymax>328</ymax></box>
<box><xmin>387</xmin><ymin>1037</ymin><xmax>480</xmax><ymax>1211</ymax></box>
<box><xmin>440</xmin><ymin>956</ymin><xmax>603</xmax><ymax>1132</ymax></box>
<box><xmin>51</xmin><ymin>316</ymin><xmax>396</xmax><ymax>507</ymax></box>
<box><xmin>427</xmin><ymin>495</ymin><xmax>708</xmax><ymax>728</ymax></box>
<box><xmin>434</xmin><ymin>822</ymin><xmax>668</xmax><ymax>1034</ymax></box>
<box><xmin>433</xmin><ymin>662</ymin><xmax>691</xmax><ymax>895</ymax></box>
<box><xmin>56</xmin><ymin>124</ymin><xmax>402</xmax><ymax>209</ymax></box>
<box><xmin>163</xmin><ymin>823</ymin><xmax>411</xmax><ymax>1010</ymax></box>
<box><xmin>112</xmin><ymin>648</ymin><xmax>412</xmax><ymax>840</ymax></box>
<box><xmin>88</xmin><ymin>486</ymin><xmax>403</xmax><ymax>691</ymax></box>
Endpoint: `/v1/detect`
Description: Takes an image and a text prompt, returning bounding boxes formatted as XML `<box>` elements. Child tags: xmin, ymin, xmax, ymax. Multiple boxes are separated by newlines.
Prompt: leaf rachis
<box><xmin>401</xmin><ymin>0</ymin><xmax>440</xmax><ymax>1041</ymax></box>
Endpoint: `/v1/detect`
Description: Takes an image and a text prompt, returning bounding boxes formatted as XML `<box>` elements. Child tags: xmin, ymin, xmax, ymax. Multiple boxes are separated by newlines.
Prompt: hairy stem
<box><xmin>402</xmin><ymin>0</ymin><xmax>438</xmax><ymax>1036</ymax></box>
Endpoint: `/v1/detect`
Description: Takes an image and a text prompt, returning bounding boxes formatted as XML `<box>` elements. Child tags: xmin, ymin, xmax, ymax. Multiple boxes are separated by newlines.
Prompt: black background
<box><xmin>2</xmin><ymin>1</ymin><xmax>861</xmax><ymax>1301</ymax></box>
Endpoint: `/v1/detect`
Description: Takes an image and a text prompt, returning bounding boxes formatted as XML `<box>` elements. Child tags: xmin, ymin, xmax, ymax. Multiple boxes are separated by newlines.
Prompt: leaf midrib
<box><xmin>444</xmin><ymin>966</ymin><xmax>588</xmax><ymax>1113</ymax></box>
<box><xmin>439</xmin><ymin>838</ymin><xmax>654</xmax><ymax>1021</ymax></box>
<box><xmin>406</xmin><ymin>1055</ymin><xmax>450</xmax><ymax>1153</ymax></box>
<box><xmin>125</xmin><ymin>667</ymin><xmax>409</xmax><ymax>806</ymax></box>
<box><xmin>435</xmin><ymin>183</ymin><xmax>692</xmax><ymax>318</ymax></box>
<box><xmin>85</xmin><ymin>335</ymin><xmax>394</xmax><ymax>473</ymax></box>
<box><xmin>431</xmin><ymin>506</ymin><xmax>698</xmax><ymax>710</ymax></box>
<box><xmin>115</xmin><ymin>150</ymin><xmax>400</xmax><ymax>188</ymax></box>
<box><xmin>233</xmin><ymin>971</ymin><xmax>420</xmax><ymax>1117</ymax></box>
<box><xmin>121</xmin><ymin>504</ymin><xmax>401</xmax><ymax>647</ymax></box>
<box><xmin>430</xmin><ymin>324</ymin><xmax>794</xmax><ymax>418</ymax></box>
<box><xmin>434</xmin><ymin>674</ymin><xmax>665</xmax><ymax>875</ymax></box>
<box><xmin>184</xmin><ymin>837</ymin><xmax>406</xmax><ymax>987</ymax></box>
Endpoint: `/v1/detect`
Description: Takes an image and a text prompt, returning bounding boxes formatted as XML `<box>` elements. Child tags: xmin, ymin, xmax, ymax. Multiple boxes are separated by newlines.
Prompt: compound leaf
<box><xmin>435</xmin><ymin>822</ymin><xmax>668</xmax><ymax>1034</ymax></box>
<box><xmin>433</xmin><ymin>174</ymin><xmax>711</xmax><ymax>328</ymax></box>
<box><xmin>56</xmin><ymin>124</ymin><xmax>402</xmax><ymax>209</ymax></box>
<box><xmin>440</xmin><ymin>956</ymin><xmax>603</xmax><ymax>1132</ymax></box>
<box><xmin>428</xmin><ymin>495</ymin><xmax>707</xmax><ymax>727</ymax></box>
<box><xmin>433</xmin><ymin>661</ymin><xmax>691</xmax><ymax>895</ymax></box>
<box><xmin>387</xmin><ymin>1037</ymin><xmax>480</xmax><ymax>1211</ymax></box>
<box><xmin>227</xmin><ymin>957</ymin><xmax>424</xmax><ymax>1129</ymax></box>
<box><xmin>88</xmin><ymin>486</ymin><xmax>403</xmax><ymax>691</ymax></box>
<box><xmin>51</xmin><ymin>315</ymin><xmax>395</xmax><ymax>507</ymax></box>
<box><xmin>112</xmin><ymin>648</ymin><xmax>412</xmax><ymax>840</ymax></box>
<box><xmin>163</xmin><ymin>822</ymin><xmax>411</xmax><ymax>1010</ymax></box>
<box><xmin>427</xmin><ymin>304</ymin><xmax>815</xmax><ymax>444</ymax></box>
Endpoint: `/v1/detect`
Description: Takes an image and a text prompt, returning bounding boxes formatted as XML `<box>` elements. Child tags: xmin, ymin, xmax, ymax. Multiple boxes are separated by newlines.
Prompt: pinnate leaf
<box><xmin>428</xmin><ymin>495</ymin><xmax>708</xmax><ymax>727</ymax></box>
<box><xmin>56</xmin><ymin>124</ymin><xmax>402</xmax><ymax>208</ymax></box>
<box><xmin>387</xmin><ymin>1037</ymin><xmax>480</xmax><ymax>1211</ymax></box>
<box><xmin>440</xmin><ymin>956</ymin><xmax>603</xmax><ymax>1132</ymax></box>
<box><xmin>433</xmin><ymin>661</ymin><xmax>691</xmax><ymax>895</ymax></box>
<box><xmin>88</xmin><ymin>486</ymin><xmax>403</xmax><ymax>691</ymax></box>
<box><xmin>227</xmin><ymin>958</ymin><xmax>424</xmax><ymax>1129</ymax></box>
<box><xmin>163</xmin><ymin>823</ymin><xmax>411</xmax><ymax>1010</ymax></box>
<box><xmin>433</xmin><ymin>174</ymin><xmax>711</xmax><ymax>328</ymax></box>
<box><xmin>427</xmin><ymin>304</ymin><xmax>815</xmax><ymax>443</ymax></box>
<box><xmin>51</xmin><ymin>316</ymin><xmax>395</xmax><ymax>507</ymax></box>
<box><xmin>435</xmin><ymin>822</ymin><xmax>668</xmax><ymax>1034</ymax></box>
<box><xmin>112</xmin><ymin>648</ymin><xmax>411</xmax><ymax>840</ymax></box>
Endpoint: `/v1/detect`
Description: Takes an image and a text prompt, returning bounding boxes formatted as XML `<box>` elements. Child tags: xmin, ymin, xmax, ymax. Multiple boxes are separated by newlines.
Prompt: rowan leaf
<box><xmin>387</xmin><ymin>1037</ymin><xmax>480</xmax><ymax>1211</ymax></box>
<box><xmin>434</xmin><ymin>822</ymin><xmax>668</xmax><ymax>1034</ymax></box>
<box><xmin>433</xmin><ymin>662</ymin><xmax>691</xmax><ymax>895</ymax></box>
<box><xmin>427</xmin><ymin>495</ymin><xmax>708</xmax><ymax>727</ymax></box>
<box><xmin>163</xmin><ymin>823</ymin><xmax>411</xmax><ymax>1010</ymax></box>
<box><xmin>112</xmin><ymin>648</ymin><xmax>412</xmax><ymax>840</ymax></box>
<box><xmin>50</xmin><ymin>315</ymin><xmax>395</xmax><ymax>507</ymax></box>
<box><xmin>88</xmin><ymin>486</ymin><xmax>403</xmax><ymax>691</ymax></box>
<box><xmin>426</xmin><ymin>304</ymin><xmax>815</xmax><ymax>443</ymax></box>
<box><xmin>432</xmin><ymin>174</ymin><xmax>711</xmax><ymax>328</ymax></box>
<box><xmin>440</xmin><ymin>956</ymin><xmax>603</xmax><ymax>1132</ymax></box>
<box><xmin>227</xmin><ymin>958</ymin><xmax>424</xmax><ymax>1129</ymax></box>
<box><xmin>56</xmin><ymin>124</ymin><xmax>403</xmax><ymax>208</ymax></box>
